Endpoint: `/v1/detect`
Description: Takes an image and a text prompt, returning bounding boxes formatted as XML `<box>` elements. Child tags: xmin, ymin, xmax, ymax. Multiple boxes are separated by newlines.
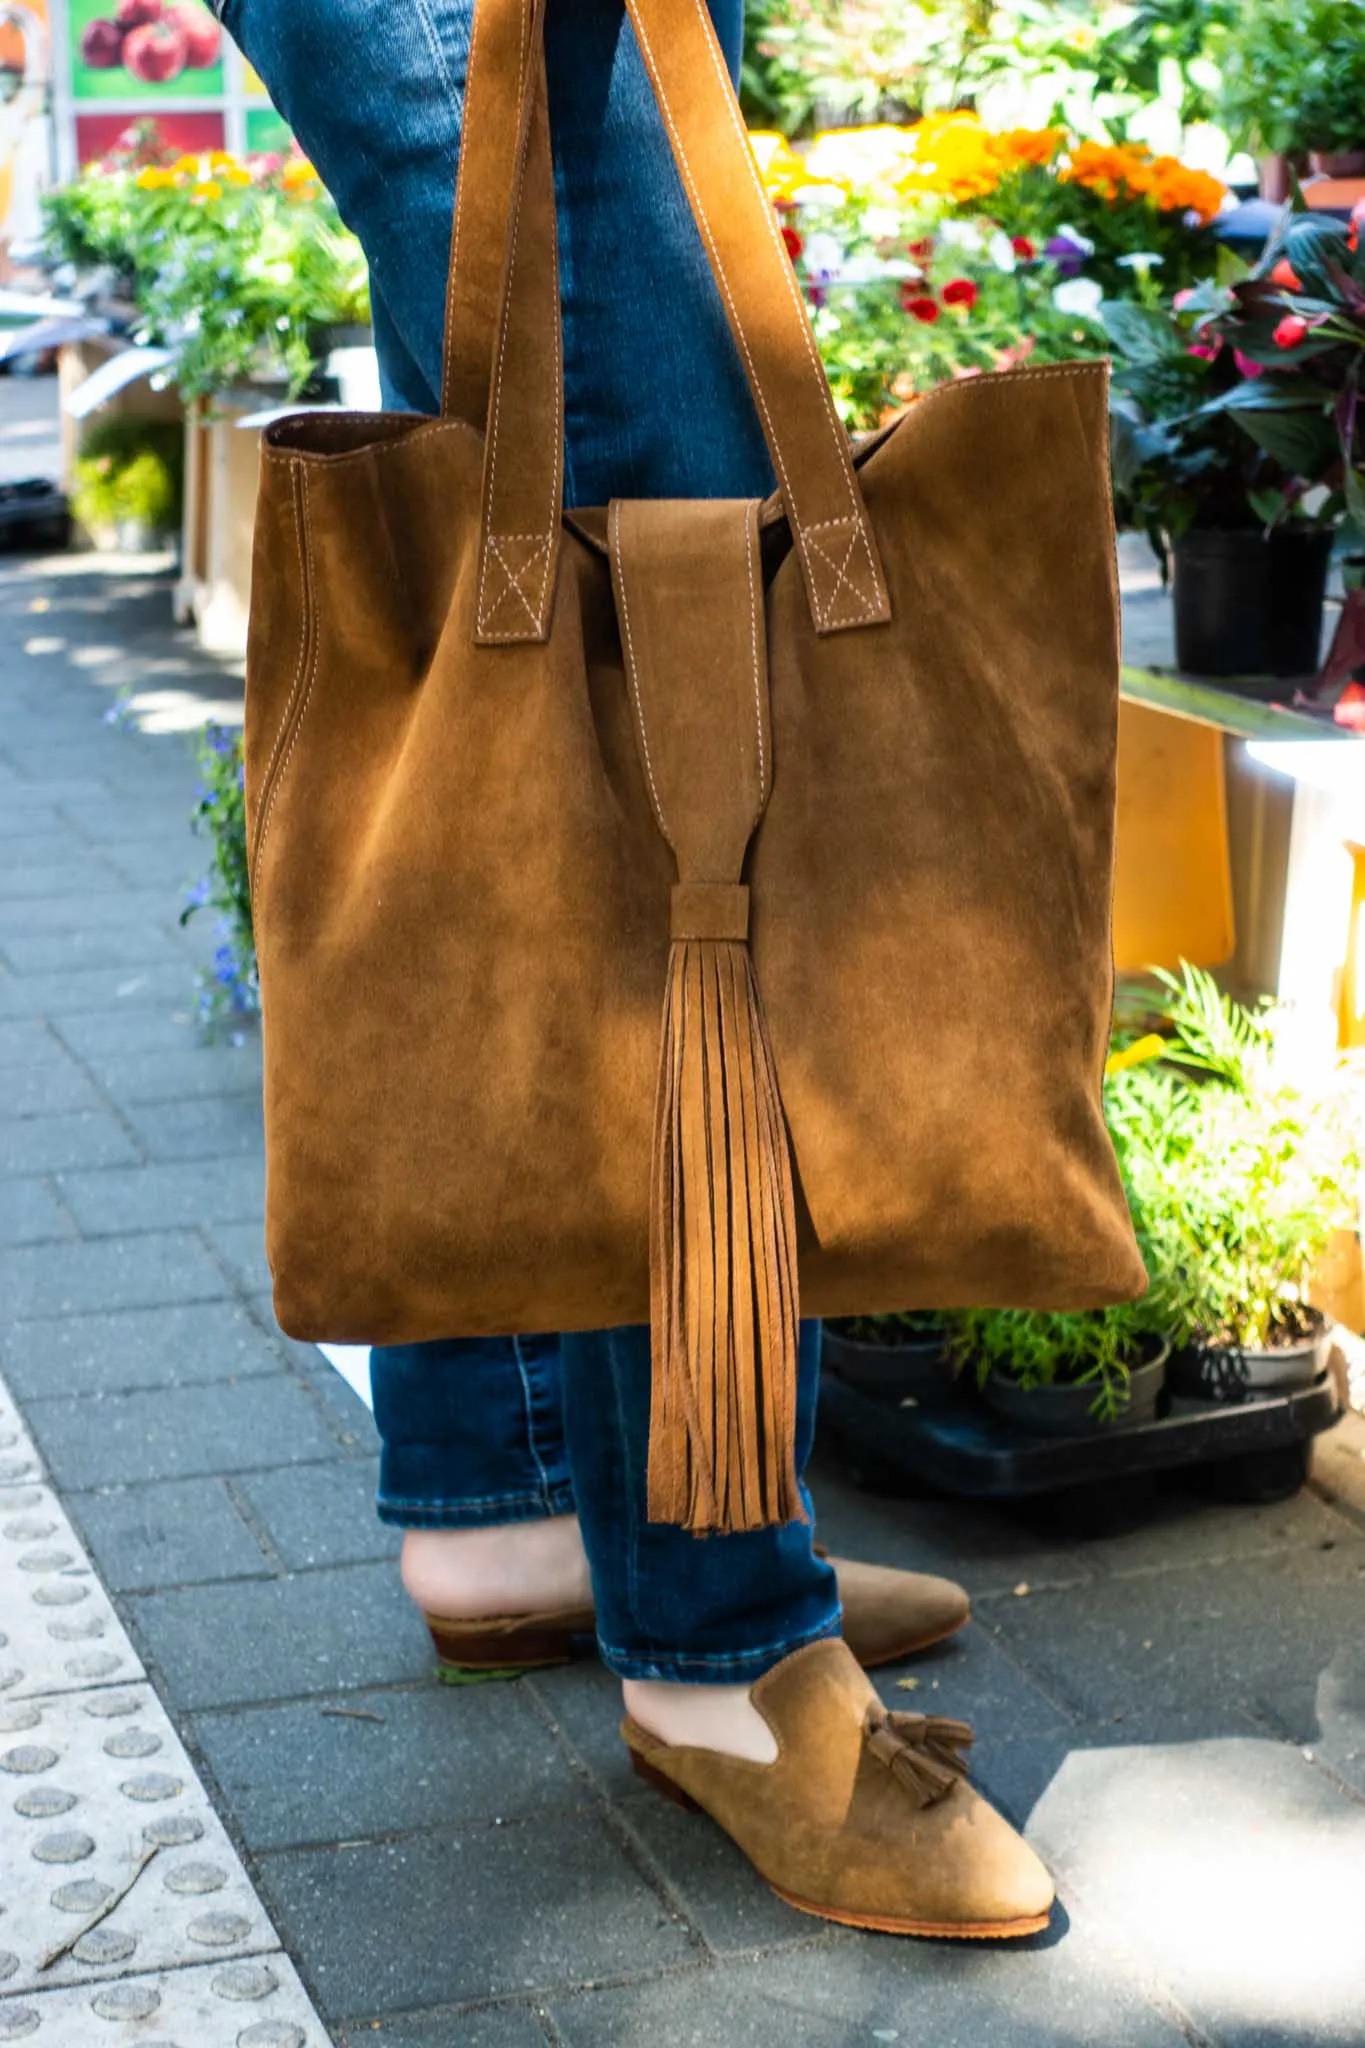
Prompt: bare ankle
<box><xmin>623</xmin><ymin>1677</ymin><xmax>778</xmax><ymax>1765</ymax></box>
<box><xmin>401</xmin><ymin>1514</ymin><xmax>591</xmax><ymax>1619</ymax></box>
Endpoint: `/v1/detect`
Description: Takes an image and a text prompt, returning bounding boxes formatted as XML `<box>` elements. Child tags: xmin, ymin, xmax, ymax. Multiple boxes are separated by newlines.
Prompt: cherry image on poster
<box><xmin>72</xmin><ymin>0</ymin><xmax>223</xmax><ymax>99</ymax></box>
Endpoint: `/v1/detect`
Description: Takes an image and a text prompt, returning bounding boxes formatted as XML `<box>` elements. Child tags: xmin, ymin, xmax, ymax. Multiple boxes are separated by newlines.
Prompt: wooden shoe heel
<box><xmin>629</xmin><ymin>1748</ymin><xmax>701</xmax><ymax>1811</ymax></box>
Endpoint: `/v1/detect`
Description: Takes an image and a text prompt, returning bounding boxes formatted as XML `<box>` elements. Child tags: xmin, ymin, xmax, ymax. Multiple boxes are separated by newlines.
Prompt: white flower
<box><xmin>802</xmin><ymin>231</ymin><xmax>844</xmax><ymax>277</ymax></box>
<box><xmin>938</xmin><ymin>220</ymin><xmax>984</xmax><ymax>253</ymax></box>
<box><xmin>989</xmin><ymin>230</ymin><xmax>1017</xmax><ymax>273</ymax></box>
<box><xmin>1052</xmin><ymin>277</ymin><xmax>1104</xmax><ymax>318</ymax></box>
<box><xmin>1055</xmin><ymin>222</ymin><xmax>1096</xmax><ymax>257</ymax></box>
<box><xmin>1116</xmin><ymin>251</ymin><xmax>1165</xmax><ymax>272</ymax></box>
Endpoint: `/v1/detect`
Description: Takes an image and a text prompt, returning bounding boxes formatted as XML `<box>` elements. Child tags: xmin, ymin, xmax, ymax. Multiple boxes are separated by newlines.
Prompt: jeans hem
<box><xmin>375</xmin><ymin>1484</ymin><xmax>577</xmax><ymax>1530</ymax></box>
<box><xmin>596</xmin><ymin>1610</ymin><xmax>842</xmax><ymax>1685</ymax></box>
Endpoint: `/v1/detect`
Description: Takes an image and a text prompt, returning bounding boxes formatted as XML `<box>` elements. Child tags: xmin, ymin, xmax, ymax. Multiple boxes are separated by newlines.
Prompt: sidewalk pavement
<box><xmin>3</xmin><ymin>406</ymin><xmax>1365</xmax><ymax>2043</ymax></box>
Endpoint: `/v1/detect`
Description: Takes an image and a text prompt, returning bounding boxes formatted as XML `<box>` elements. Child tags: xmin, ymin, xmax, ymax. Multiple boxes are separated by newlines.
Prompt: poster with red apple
<box><xmin>71</xmin><ymin>0</ymin><xmax>224</xmax><ymax>99</ymax></box>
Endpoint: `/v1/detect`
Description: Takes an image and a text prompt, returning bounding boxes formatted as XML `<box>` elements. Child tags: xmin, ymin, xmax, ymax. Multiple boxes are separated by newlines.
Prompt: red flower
<box><xmin>1010</xmin><ymin>235</ymin><xmax>1036</xmax><ymax>261</ymax></box>
<box><xmin>1272</xmin><ymin>314</ymin><xmax>1310</xmax><ymax>349</ymax></box>
<box><xmin>908</xmin><ymin>236</ymin><xmax>935</xmax><ymax>259</ymax></box>
<box><xmin>1350</xmin><ymin>199</ymin><xmax>1365</xmax><ymax>253</ymax></box>
<box><xmin>1232</xmin><ymin>348</ymin><xmax>1264</xmax><ymax>380</ymax></box>
<box><xmin>900</xmin><ymin>286</ymin><xmax>940</xmax><ymax>322</ymax></box>
<box><xmin>1269</xmin><ymin>257</ymin><xmax>1302</xmax><ymax>290</ymax></box>
<box><xmin>942</xmin><ymin>278</ymin><xmax>978</xmax><ymax>311</ymax></box>
<box><xmin>781</xmin><ymin>224</ymin><xmax>804</xmax><ymax>263</ymax></box>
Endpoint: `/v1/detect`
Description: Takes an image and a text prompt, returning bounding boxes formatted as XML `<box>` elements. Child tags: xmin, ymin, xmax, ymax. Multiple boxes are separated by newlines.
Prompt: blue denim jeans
<box><xmin>226</xmin><ymin>0</ymin><xmax>836</xmax><ymax>1682</ymax></box>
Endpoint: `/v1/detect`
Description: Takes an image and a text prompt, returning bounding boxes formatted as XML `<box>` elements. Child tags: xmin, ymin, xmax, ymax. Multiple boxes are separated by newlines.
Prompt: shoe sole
<box><xmin>630</xmin><ymin>1746</ymin><xmax>1050</xmax><ymax>1943</ymax></box>
<box><xmin>429</xmin><ymin>1609</ymin><xmax>970</xmax><ymax>1680</ymax></box>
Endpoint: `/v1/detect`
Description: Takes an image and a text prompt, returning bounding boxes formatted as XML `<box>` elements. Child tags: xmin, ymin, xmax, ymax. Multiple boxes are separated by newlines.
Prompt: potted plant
<box><xmin>1139</xmin><ymin>965</ymin><xmax>1357</xmax><ymax>1400</ymax></box>
<box><xmin>70</xmin><ymin>416</ymin><xmax>183</xmax><ymax>552</ymax></box>
<box><xmin>1194</xmin><ymin>203</ymin><xmax>1365</xmax><ymax>706</ymax></box>
<box><xmin>1219</xmin><ymin>0</ymin><xmax>1365</xmax><ymax>178</ymax></box>
<box><xmin>945</xmin><ymin>1045</ymin><xmax>1181</xmax><ymax>1437</ymax></box>
<box><xmin>1103</xmin><ymin>291</ymin><xmax>1335</xmax><ymax>685</ymax></box>
<box><xmin>823</xmin><ymin>1310</ymin><xmax>952</xmax><ymax>1404</ymax></box>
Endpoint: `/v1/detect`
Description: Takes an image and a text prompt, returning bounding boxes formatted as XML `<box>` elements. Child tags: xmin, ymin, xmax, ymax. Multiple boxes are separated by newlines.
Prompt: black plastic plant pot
<box><xmin>822</xmin><ymin>1324</ymin><xmax>954</xmax><ymax>1406</ymax></box>
<box><xmin>1167</xmin><ymin>1321</ymin><xmax>1331</xmax><ymax>1403</ymax></box>
<box><xmin>1172</xmin><ymin>527</ymin><xmax>1332</xmax><ymax>685</ymax></box>
<box><xmin>983</xmin><ymin>1343</ymin><xmax>1169</xmax><ymax>1439</ymax></box>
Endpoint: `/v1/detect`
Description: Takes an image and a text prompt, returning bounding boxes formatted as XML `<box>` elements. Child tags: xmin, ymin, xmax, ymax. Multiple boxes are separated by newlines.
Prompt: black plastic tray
<box><xmin>819</xmin><ymin>1367</ymin><xmax>1343</xmax><ymax>1500</ymax></box>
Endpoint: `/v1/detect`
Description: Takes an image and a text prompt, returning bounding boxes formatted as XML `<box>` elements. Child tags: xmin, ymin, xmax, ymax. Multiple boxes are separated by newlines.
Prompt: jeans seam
<box><xmin>410</xmin><ymin>0</ymin><xmax>462</xmax><ymax>167</ymax></box>
<box><xmin>376</xmin><ymin>1486</ymin><xmax>569</xmax><ymax>1513</ymax></box>
<box><xmin>512</xmin><ymin>1336</ymin><xmax>558</xmax><ymax>1513</ymax></box>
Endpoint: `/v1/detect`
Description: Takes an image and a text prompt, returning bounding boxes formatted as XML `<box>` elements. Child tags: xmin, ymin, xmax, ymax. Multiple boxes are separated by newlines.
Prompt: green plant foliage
<box><xmin>1218</xmin><ymin>0</ymin><xmax>1365</xmax><ymax>156</ymax></box>
<box><xmin>42</xmin><ymin>129</ymin><xmax>369</xmax><ymax>401</ymax></box>
<box><xmin>832</xmin><ymin>1310</ymin><xmax>946</xmax><ymax>1345</ymax></box>
<box><xmin>70</xmin><ymin>416</ymin><xmax>184</xmax><ymax>538</ymax></box>
<box><xmin>181</xmin><ymin>724</ymin><xmax>256</xmax><ymax>1023</ymax></box>
<box><xmin>948</xmin><ymin>963</ymin><xmax>1359</xmax><ymax>1414</ymax></box>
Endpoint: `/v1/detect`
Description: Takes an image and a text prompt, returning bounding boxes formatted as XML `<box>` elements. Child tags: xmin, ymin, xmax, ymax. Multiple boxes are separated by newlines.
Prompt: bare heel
<box><xmin>630</xmin><ymin>1749</ymin><xmax>701</xmax><ymax>1812</ymax></box>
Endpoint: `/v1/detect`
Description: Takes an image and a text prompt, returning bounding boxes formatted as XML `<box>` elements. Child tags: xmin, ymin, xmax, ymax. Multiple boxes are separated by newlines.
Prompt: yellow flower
<box><xmin>1104</xmin><ymin>1033</ymin><xmax>1167</xmax><ymax>1077</ymax></box>
<box><xmin>223</xmin><ymin>165</ymin><xmax>252</xmax><ymax>187</ymax></box>
<box><xmin>280</xmin><ymin>156</ymin><xmax>319</xmax><ymax>190</ymax></box>
<box><xmin>750</xmin><ymin>130</ymin><xmax>808</xmax><ymax>201</ymax></box>
<box><xmin>209</xmin><ymin>149</ymin><xmax>236</xmax><ymax>170</ymax></box>
<box><xmin>191</xmin><ymin>178</ymin><xmax>223</xmax><ymax>203</ymax></box>
<box><xmin>134</xmin><ymin>166</ymin><xmax>175</xmax><ymax>190</ymax></box>
<box><xmin>173</xmin><ymin>152</ymin><xmax>202</xmax><ymax>177</ymax></box>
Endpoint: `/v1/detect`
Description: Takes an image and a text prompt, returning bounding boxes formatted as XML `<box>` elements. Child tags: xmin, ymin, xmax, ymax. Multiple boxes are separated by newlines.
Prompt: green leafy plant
<box><xmin>70</xmin><ymin>416</ymin><xmax>183</xmax><ymax>540</ymax></box>
<box><xmin>1218</xmin><ymin>0</ymin><xmax>1365</xmax><ymax>157</ymax></box>
<box><xmin>181</xmin><ymin>724</ymin><xmax>256</xmax><ymax>1023</ymax></box>
<box><xmin>1144</xmin><ymin>964</ymin><xmax>1358</xmax><ymax>1353</ymax></box>
<box><xmin>43</xmin><ymin>130</ymin><xmax>369</xmax><ymax>400</ymax></box>
<box><xmin>1102</xmin><ymin>284</ymin><xmax>1329</xmax><ymax>562</ymax></box>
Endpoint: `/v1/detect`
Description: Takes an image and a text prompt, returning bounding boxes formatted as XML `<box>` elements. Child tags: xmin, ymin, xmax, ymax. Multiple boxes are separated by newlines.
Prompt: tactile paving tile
<box><xmin>0</xmin><ymin>1370</ymin><xmax>330</xmax><ymax>2046</ymax></box>
<box><xmin>0</xmin><ymin>1484</ymin><xmax>145</xmax><ymax>1703</ymax></box>
<box><xmin>0</xmin><ymin>1953</ymin><xmax>326</xmax><ymax>2045</ymax></box>
<box><xmin>0</xmin><ymin>1684</ymin><xmax>281</xmax><ymax>1995</ymax></box>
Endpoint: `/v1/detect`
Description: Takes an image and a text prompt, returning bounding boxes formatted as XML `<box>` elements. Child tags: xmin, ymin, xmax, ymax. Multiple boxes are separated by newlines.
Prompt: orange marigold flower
<box><xmin>998</xmin><ymin>126</ymin><xmax>1065</xmax><ymax>167</ymax></box>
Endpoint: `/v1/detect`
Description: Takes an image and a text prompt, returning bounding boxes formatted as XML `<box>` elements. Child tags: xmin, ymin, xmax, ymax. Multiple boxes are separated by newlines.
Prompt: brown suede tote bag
<box><xmin>243</xmin><ymin>0</ymin><xmax>1146</xmax><ymax>1532</ymax></box>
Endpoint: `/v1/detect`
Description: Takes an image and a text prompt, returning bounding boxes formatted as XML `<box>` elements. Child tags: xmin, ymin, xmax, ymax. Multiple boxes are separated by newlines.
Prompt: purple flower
<box><xmin>1044</xmin><ymin>232</ymin><xmax>1088</xmax><ymax>279</ymax></box>
<box><xmin>184</xmin><ymin>877</ymin><xmax>211</xmax><ymax>910</ymax></box>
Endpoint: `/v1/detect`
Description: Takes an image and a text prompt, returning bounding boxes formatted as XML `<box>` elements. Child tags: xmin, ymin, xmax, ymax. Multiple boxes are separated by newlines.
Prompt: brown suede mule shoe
<box><xmin>623</xmin><ymin>1638</ymin><xmax>1053</xmax><ymax>1939</ymax></box>
<box><xmin>422</xmin><ymin>1556</ymin><xmax>969</xmax><ymax>1679</ymax></box>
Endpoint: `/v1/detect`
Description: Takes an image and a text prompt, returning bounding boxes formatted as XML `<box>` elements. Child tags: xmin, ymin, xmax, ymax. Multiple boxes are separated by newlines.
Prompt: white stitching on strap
<box><xmin>252</xmin><ymin>466</ymin><xmax>318</xmax><ymax>895</ymax></box>
<box><xmin>477</xmin><ymin>44</ymin><xmax>559</xmax><ymax>643</ymax></box>
<box><xmin>482</xmin><ymin>532</ymin><xmax>553</xmax><ymax>632</ymax></box>
<box><xmin>805</xmin><ymin>520</ymin><xmax>878</xmax><ymax>624</ymax></box>
<box><xmin>745</xmin><ymin>509</ymin><xmax>767</xmax><ymax>819</ymax></box>
<box><xmin>613</xmin><ymin>501</ymin><xmax>671</xmax><ymax>844</ymax></box>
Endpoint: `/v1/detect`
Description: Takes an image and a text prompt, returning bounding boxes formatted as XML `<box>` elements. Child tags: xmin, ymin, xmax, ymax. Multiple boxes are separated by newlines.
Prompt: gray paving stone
<box><xmin>616</xmin><ymin>1787</ymin><xmax>827</xmax><ymax>1952</ymax></box>
<box><xmin>1029</xmin><ymin>1735</ymin><xmax>1365</xmax><ymax>2046</ymax></box>
<box><xmin>0</xmin><ymin>1019</ymin><xmax>71</xmax><ymax>1066</ymax></box>
<box><xmin>979</xmin><ymin>1540</ymin><xmax>1365</xmax><ymax>1727</ymax></box>
<box><xmin>127</xmin><ymin>1560</ymin><xmax>432</xmax><ymax>1709</ymax></box>
<box><xmin>0</xmin><ymin>961</ymin><xmax>195</xmax><ymax>1018</ymax></box>
<box><xmin>808</xmin><ymin>1454</ymin><xmax>1098</xmax><ymax>1599</ymax></box>
<box><xmin>235</xmin><ymin>1460</ymin><xmax>398</xmax><ymax>1570</ymax></box>
<box><xmin>50</xmin><ymin>1007</ymin><xmax>210</xmax><ymax>1062</ymax></box>
<box><xmin>56</xmin><ymin>1156</ymin><xmax>265</xmax><ymax>1235</ymax></box>
<box><xmin>86</xmin><ymin>1044</ymin><xmax>263</xmax><ymax>1108</ymax></box>
<box><xmin>0</xmin><ymin>1056</ymin><xmax>103</xmax><ymax>1118</ymax></box>
<box><xmin>24</xmin><ymin>1373</ymin><xmax>341</xmax><ymax>1490</ymax></box>
<box><xmin>205</xmin><ymin>1219</ymin><xmax>273</xmax><ymax>1295</ymax></box>
<box><xmin>0</xmin><ymin>925</ymin><xmax>186</xmax><ymax>973</ymax></box>
<box><xmin>0</xmin><ymin>1176</ymin><xmax>75</xmax><ymax>1245</ymax></box>
<box><xmin>0</xmin><ymin>1108</ymin><xmax>140</xmax><ymax>1173</ymax></box>
<box><xmin>1312</xmin><ymin>1409</ymin><xmax>1365</xmax><ymax>1530</ymax></box>
<box><xmin>123</xmin><ymin>1093</ymin><xmax>265</xmax><ymax>1162</ymax></box>
<box><xmin>256</xmin><ymin>1809</ymin><xmax>695</xmax><ymax>2018</ymax></box>
<box><xmin>339</xmin><ymin>2006</ymin><xmax>551</xmax><ymax>2047</ymax></box>
<box><xmin>0</xmin><ymin>1299</ymin><xmax>286</xmax><ymax>1399</ymax></box>
<box><xmin>0</xmin><ymin>859</ymin><xmax>124</xmax><ymax>898</ymax></box>
<box><xmin>0</xmin><ymin>888</ymin><xmax>170</xmax><ymax>934</ymax></box>
<box><xmin>191</xmin><ymin>1681</ymin><xmax>585</xmax><ymax>1850</ymax></box>
<box><xmin>68</xmin><ymin>1475</ymin><xmax>270</xmax><ymax>1592</ymax></box>
<box><xmin>0</xmin><ymin>1229</ymin><xmax>229</xmax><ymax>1319</ymax></box>
<box><xmin>546</xmin><ymin>1933</ymin><xmax>1192</xmax><ymax>2048</ymax></box>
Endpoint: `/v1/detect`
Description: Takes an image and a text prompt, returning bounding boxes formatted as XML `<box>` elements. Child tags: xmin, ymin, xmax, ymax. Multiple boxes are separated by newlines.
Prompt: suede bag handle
<box><xmin>440</xmin><ymin>0</ymin><xmax>891</xmax><ymax>644</ymax></box>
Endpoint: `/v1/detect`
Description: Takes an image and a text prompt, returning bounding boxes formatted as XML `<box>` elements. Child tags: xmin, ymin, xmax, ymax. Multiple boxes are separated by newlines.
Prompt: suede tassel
<box><xmin>647</xmin><ymin>916</ymin><xmax>803</xmax><ymax>1535</ymax></box>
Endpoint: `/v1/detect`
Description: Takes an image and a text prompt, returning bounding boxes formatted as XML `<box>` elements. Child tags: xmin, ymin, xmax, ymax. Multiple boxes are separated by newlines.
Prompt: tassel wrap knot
<box><xmin>863</xmin><ymin>1703</ymin><xmax>975</xmax><ymax>1808</ymax></box>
